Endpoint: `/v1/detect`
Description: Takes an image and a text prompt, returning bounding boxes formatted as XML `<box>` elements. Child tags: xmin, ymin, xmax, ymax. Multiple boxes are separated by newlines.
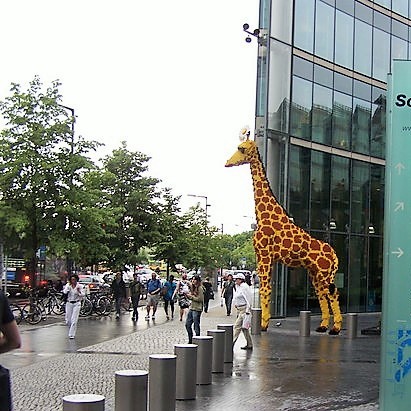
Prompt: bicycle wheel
<box><xmin>95</xmin><ymin>296</ymin><xmax>111</xmax><ymax>316</ymax></box>
<box><xmin>51</xmin><ymin>295</ymin><xmax>65</xmax><ymax>315</ymax></box>
<box><xmin>80</xmin><ymin>298</ymin><xmax>92</xmax><ymax>317</ymax></box>
<box><xmin>22</xmin><ymin>303</ymin><xmax>42</xmax><ymax>325</ymax></box>
<box><xmin>9</xmin><ymin>303</ymin><xmax>22</xmax><ymax>324</ymax></box>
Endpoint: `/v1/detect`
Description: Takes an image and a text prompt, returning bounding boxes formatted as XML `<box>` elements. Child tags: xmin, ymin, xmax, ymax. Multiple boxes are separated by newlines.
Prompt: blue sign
<box><xmin>380</xmin><ymin>60</ymin><xmax>411</xmax><ymax>410</ymax></box>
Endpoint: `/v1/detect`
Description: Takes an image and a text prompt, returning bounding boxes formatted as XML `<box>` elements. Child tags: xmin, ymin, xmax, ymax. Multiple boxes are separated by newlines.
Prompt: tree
<box><xmin>0</xmin><ymin>76</ymin><xmax>108</xmax><ymax>277</ymax></box>
<box><xmin>98</xmin><ymin>141</ymin><xmax>162</xmax><ymax>270</ymax></box>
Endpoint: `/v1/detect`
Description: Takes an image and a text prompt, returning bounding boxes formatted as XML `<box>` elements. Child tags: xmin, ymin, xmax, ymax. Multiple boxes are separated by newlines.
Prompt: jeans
<box><xmin>224</xmin><ymin>294</ymin><xmax>233</xmax><ymax>315</ymax></box>
<box><xmin>185</xmin><ymin>309</ymin><xmax>202</xmax><ymax>343</ymax></box>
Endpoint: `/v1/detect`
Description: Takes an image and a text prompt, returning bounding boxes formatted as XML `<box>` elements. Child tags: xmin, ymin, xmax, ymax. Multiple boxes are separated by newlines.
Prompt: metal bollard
<box><xmin>174</xmin><ymin>344</ymin><xmax>197</xmax><ymax>400</ymax></box>
<box><xmin>207</xmin><ymin>329</ymin><xmax>225</xmax><ymax>373</ymax></box>
<box><xmin>346</xmin><ymin>313</ymin><xmax>358</xmax><ymax>339</ymax></box>
<box><xmin>115</xmin><ymin>370</ymin><xmax>148</xmax><ymax>411</ymax></box>
<box><xmin>149</xmin><ymin>354</ymin><xmax>177</xmax><ymax>411</ymax></box>
<box><xmin>192</xmin><ymin>335</ymin><xmax>213</xmax><ymax>385</ymax></box>
<box><xmin>217</xmin><ymin>324</ymin><xmax>233</xmax><ymax>363</ymax></box>
<box><xmin>299</xmin><ymin>310</ymin><xmax>311</xmax><ymax>337</ymax></box>
<box><xmin>251</xmin><ymin>308</ymin><xmax>262</xmax><ymax>335</ymax></box>
<box><xmin>63</xmin><ymin>394</ymin><xmax>105</xmax><ymax>411</ymax></box>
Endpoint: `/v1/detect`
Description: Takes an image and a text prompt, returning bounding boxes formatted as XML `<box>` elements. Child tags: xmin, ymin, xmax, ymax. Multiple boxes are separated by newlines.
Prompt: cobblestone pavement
<box><xmin>9</xmin><ymin>303</ymin><xmax>381</xmax><ymax>411</ymax></box>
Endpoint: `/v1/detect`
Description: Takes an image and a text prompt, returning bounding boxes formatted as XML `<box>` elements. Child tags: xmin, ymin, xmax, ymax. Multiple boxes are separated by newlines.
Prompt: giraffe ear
<box><xmin>239</xmin><ymin>126</ymin><xmax>251</xmax><ymax>142</ymax></box>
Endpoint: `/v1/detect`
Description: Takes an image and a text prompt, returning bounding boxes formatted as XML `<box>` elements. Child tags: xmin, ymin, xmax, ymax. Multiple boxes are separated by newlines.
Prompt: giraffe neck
<box><xmin>249</xmin><ymin>154</ymin><xmax>284</xmax><ymax>217</ymax></box>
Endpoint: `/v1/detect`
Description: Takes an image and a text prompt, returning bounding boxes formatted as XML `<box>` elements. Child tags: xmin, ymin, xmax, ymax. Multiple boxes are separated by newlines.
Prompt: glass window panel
<box><xmin>289</xmin><ymin>146</ymin><xmax>310</xmax><ymax>227</ymax></box>
<box><xmin>315</xmin><ymin>1</ymin><xmax>335</xmax><ymax>61</ymax></box>
<box><xmin>348</xmin><ymin>236</ymin><xmax>367</xmax><ymax>312</ymax></box>
<box><xmin>290</xmin><ymin>76</ymin><xmax>312</xmax><ymax>140</ymax></box>
<box><xmin>271</xmin><ymin>0</ymin><xmax>292</xmax><ymax>43</ymax></box>
<box><xmin>353</xmin><ymin>79</ymin><xmax>371</xmax><ymax>101</ymax></box>
<box><xmin>392</xmin><ymin>35</ymin><xmax>408</xmax><ymax>64</ymax></box>
<box><xmin>334</xmin><ymin>73</ymin><xmax>353</xmax><ymax>94</ymax></box>
<box><xmin>373</xmin><ymin>10</ymin><xmax>391</xmax><ymax>32</ymax></box>
<box><xmin>373</xmin><ymin>28</ymin><xmax>391</xmax><ymax>81</ymax></box>
<box><xmin>351</xmin><ymin>160</ymin><xmax>370</xmax><ymax>234</ymax></box>
<box><xmin>392</xmin><ymin>0</ymin><xmax>408</xmax><ymax>16</ymax></box>
<box><xmin>333</xmin><ymin>91</ymin><xmax>352</xmax><ymax>150</ymax></box>
<box><xmin>370</xmin><ymin>164</ymin><xmax>385</xmax><ymax>236</ymax></box>
<box><xmin>268</xmin><ymin>40</ymin><xmax>291</xmax><ymax>133</ymax></box>
<box><xmin>293</xmin><ymin>56</ymin><xmax>313</xmax><ymax>81</ymax></box>
<box><xmin>314</xmin><ymin>64</ymin><xmax>333</xmax><ymax>87</ymax></box>
<box><xmin>331</xmin><ymin>156</ymin><xmax>350</xmax><ymax>231</ymax></box>
<box><xmin>355</xmin><ymin>2</ymin><xmax>373</xmax><ymax>24</ymax></box>
<box><xmin>310</xmin><ymin>151</ymin><xmax>331</xmax><ymax>230</ymax></box>
<box><xmin>312</xmin><ymin>84</ymin><xmax>333</xmax><ymax>145</ymax></box>
<box><xmin>336</xmin><ymin>0</ymin><xmax>354</xmax><ymax>15</ymax></box>
<box><xmin>368</xmin><ymin>237</ymin><xmax>383</xmax><ymax>312</ymax></box>
<box><xmin>354</xmin><ymin>20</ymin><xmax>372</xmax><ymax>76</ymax></box>
<box><xmin>321</xmin><ymin>0</ymin><xmax>335</xmax><ymax>6</ymax></box>
<box><xmin>352</xmin><ymin>98</ymin><xmax>371</xmax><ymax>155</ymax></box>
<box><xmin>392</xmin><ymin>19</ymin><xmax>408</xmax><ymax>40</ymax></box>
<box><xmin>335</xmin><ymin>11</ymin><xmax>354</xmax><ymax>68</ymax></box>
<box><xmin>294</xmin><ymin>0</ymin><xmax>315</xmax><ymax>53</ymax></box>
<box><xmin>371</xmin><ymin>92</ymin><xmax>386</xmax><ymax>158</ymax></box>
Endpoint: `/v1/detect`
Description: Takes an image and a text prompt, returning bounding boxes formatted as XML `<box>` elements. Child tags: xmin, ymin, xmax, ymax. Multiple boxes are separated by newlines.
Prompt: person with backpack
<box><xmin>129</xmin><ymin>273</ymin><xmax>144</xmax><ymax>322</ymax></box>
<box><xmin>145</xmin><ymin>272</ymin><xmax>162</xmax><ymax>320</ymax></box>
<box><xmin>221</xmin><ymin>273</ymin><xmax>235</xmax><ymax>316</ymax></box>
<box><xmin>0</xmin><ymin>290</ymin><xmax>22</xmax><ymax>411</ymax></box>
<box><xmin>163</xmin><ymin>274</ymin><xmax>177</xmax><ymax>320</ymax></box>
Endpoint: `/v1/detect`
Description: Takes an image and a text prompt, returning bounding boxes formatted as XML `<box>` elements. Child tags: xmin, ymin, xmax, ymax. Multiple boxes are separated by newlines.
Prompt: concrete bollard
<box><xmin>174</xmin><ymin>344</ymin><xmax>197</xmax><ymax>400</ymax></box>
<box><xmin>192</xmin><ymin>335</ymin><xmax>213</xmax><ymax>385</ymax></box>
<box><xmin>251</xmin><ymin>308</ymin><xmax>262</xmax><ymax>335</ymax></box>
<box><xmin>63</xmin><ymin>394</ymin><xmax>105</xmax><ymax>411</ymax></box>
<box><xmin>346</xmin><ymin>313</ymin><xmax>358</xmax><ymax>339</ymax></box>
<box><xmin>299</xmin><ymin>310</ymin><xmax>311</xmax><ymax>337</ymax></box>
<box><xmin>115</xmin><ymin>370</ymin><xmax>148</xmax><ymax>411</ymax></box>
<box><xmin>217</xmin><ymin>323</ymin><xmax>233</xmax><ymax>363</ymax></box>
<box><xmin>207</xmin><ymin>329</ymin><xmax>225</xmax><ymax>373</ymax></box>
<box><xmin>149</xmin><ymin>354</ymin><xmax>177</xmax><ymax>411</ymax></box>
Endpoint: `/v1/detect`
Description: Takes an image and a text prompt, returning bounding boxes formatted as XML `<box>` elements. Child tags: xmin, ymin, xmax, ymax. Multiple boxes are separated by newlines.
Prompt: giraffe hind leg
<box><xmin>328</xmin><ymin>286</ymin><xmax>342</xmax><ymax>335</ymax></box>
<box><xmin>315</xmin><ymin>293</ymin><xmax>331</xmax><ymax>333</ymax></box>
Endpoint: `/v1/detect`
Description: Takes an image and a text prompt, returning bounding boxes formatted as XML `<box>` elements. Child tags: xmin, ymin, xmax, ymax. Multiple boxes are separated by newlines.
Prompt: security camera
<box><xmin>243</xmin><ymin>23</ymin><xmax>249</xmax><ymax>31</ymax></box>
<box><xmin>245</xmin><ymin>36</ymin><xmax>252</xmax><ymax>43</ymax></box>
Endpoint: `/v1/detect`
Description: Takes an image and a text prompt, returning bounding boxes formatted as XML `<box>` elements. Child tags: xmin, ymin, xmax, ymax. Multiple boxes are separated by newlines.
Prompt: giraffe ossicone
<box><xmin>225</xmin><ymin>131</ymin><xmax>342</xmax><ymax>335</ymax></box>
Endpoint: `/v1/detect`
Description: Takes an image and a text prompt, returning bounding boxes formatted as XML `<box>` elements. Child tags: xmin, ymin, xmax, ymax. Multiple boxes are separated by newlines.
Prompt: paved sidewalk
<box><xmin>9</xmin><ymin>304</ymin><xmax>381</xmax><ymax>410</ymax></box>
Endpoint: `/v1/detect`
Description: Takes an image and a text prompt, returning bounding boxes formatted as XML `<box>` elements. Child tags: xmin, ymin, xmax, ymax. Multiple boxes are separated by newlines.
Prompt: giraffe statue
<box><xmin>225</xmin><ymin>127</ymin><xmax>342</xmax><ymax>335</ymax></box>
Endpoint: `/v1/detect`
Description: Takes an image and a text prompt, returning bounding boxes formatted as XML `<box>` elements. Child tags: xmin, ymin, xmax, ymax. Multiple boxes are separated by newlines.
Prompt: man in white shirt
<box><xmin>232</xmin><ymin>273</ymin><xmax>253</xmax><ymax>350</ymax></box>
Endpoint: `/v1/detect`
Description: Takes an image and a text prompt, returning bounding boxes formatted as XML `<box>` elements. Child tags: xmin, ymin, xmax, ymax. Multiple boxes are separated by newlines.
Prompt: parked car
<box><xmin>136</xmin><ymin>269</ymin><xmax>155</xmax><ymax>284</ymax></box>
<box><xmin>78</xmin><ymin>275</ymin><xmax>109</xmax><ymax>293</ymax></box>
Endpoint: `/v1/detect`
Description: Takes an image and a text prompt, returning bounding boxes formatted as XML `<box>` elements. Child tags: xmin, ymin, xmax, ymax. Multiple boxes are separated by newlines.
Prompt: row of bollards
<box><xmin>62</xmin><ymin>323</ymin><xmax>235</xmax><ymax>411</ymax></box>
<box><xmin>299</xmin><ymin>311</ymin><xmax>358</xmax><ymax>339</ymax></box>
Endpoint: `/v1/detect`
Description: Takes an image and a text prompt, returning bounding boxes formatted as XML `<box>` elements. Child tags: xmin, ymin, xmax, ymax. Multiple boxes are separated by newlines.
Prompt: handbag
<box><xmin>242</xmin><ymin>312</ymin><xmax>252</xmax><ymax>330</ymax></box>
<box><xmin>0</xmin><ymin>366</ymin><xmax>11</xmax><ymax>411</ymax></box>
<box><xmin>178</xmin><ymin>294</ymin><xmax>190</xmax><ymax>309</ymax></box>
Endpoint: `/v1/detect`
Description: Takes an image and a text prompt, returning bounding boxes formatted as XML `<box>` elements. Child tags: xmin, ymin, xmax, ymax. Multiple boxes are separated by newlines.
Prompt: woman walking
<box><xmin>185</xmin><ymin>275</ymin><xmax>204</xmax><ymax>344</ymax></box>
<box><xmin>63</xmin><ymin>274</ymin><xmax>85</xmax><ymax>339</ymax></box>
<box><xmin>163</xmin><ymin>275</ymin><xmax>177</xmax><ymax>319</ymax></box>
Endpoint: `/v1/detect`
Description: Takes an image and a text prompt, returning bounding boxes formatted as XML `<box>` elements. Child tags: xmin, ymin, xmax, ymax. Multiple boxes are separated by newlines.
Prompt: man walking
<box><xmin>145</xmin><ymin>272</ymin><xmax>162</xmax><ymax>320</ymax></box>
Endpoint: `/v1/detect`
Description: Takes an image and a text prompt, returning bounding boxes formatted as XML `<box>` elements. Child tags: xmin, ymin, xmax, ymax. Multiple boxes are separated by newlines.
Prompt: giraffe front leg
<box><xmin>259</xmin><ymin>286</ymin><xmax>271</xmax><ymax>331</ymax></box>
<box><xmin>315</xmin><ymin>293</ymin><xmax>331</xmax><ymax>333</ymax></box>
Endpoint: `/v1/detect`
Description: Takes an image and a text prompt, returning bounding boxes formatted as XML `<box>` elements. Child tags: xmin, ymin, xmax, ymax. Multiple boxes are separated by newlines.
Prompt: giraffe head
<box><xmin>225</xmin><ymin>127</ymin><xmax>258</xmax><ymax>167</ymax></box>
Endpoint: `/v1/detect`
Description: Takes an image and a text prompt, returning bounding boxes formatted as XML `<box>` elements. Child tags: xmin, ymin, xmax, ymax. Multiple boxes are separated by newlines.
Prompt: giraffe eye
<box><xmin>238</xmin><ymin>147</ymin><xmax>245</xmax><ymax>154</ymax></box>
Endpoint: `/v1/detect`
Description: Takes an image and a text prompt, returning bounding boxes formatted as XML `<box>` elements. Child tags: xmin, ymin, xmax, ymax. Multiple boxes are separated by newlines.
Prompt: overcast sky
<box><xmin>0</xmin><ymin>0</ymin><xmax>259</xmax><ymax>234</ymax></box>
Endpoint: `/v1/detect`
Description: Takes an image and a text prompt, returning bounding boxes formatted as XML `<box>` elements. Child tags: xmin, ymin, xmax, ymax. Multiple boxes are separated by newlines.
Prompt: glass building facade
<box><xmin>255</xmin><ymin>0</ymin><xmax>411</xmax><ymax>317</ymax></box>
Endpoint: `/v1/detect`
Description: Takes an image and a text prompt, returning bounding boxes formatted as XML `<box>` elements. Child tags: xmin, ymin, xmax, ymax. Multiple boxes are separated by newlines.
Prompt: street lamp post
<box><xmin>187</xmin><ymin>194</ymin><xmax>211</xmax><ymax>222</ymax></box>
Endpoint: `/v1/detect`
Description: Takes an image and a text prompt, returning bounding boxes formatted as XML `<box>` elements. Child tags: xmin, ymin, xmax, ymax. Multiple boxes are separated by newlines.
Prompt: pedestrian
<box><xmin>111</xmin><ymin>272</ymin><xmax>127</xmax><ymax>319</ymax></box>
<box><xmin>129</xmin><ymin>273</ymin><xmax>143</xmax><ymax>322</ymax></box>
<box><xmin>63</xmin><ymin>274</ymin><xmax>85</xmax><ymax>339</ymax></box>
<box><xmin>185</xmin><ymin>275</ymin><xmax>204</xmax><ymax>344</ymax></box>
<box><xmin>0</xmin><ymin>290</ymin><xmax>22</xmax><ymax>411</ymax></box>
<box><xmin>202</xmin><ymin>277</ymin><xmax>214</xmax><ymax>313</ymax></box>
<box><xmin>145</xmin><ymin>272</ymin><xmax>162</xmax><ymax>320</ymax></box>
<box><xmin>163</xmin><ymin>274</ymin><xmax>177</xmax><ymax>319</ymax></box>
<box><xmin>221</xmin><ymin>273</ymin><xmax>235</xmax><ymax>315</ymax></box>
<box><xmin>173</xmin><ymin>272</ymin><xmax>191</xmax><ymax>321</ymax></box>
<box><xmin>232</xmin><ymin>273</ymin><xmax>253</xmax><ymax>350</ymax></box>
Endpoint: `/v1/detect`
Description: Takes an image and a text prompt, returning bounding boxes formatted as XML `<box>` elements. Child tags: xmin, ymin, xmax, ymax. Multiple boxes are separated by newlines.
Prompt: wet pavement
<box><xmin>4</xmin><ymin>300</ymin><xmax>381</xmax><ymax>410</ymax></box>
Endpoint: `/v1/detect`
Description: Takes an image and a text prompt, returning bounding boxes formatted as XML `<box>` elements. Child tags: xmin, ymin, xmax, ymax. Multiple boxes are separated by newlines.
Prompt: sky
<box><xmin>0</xmin><ymin>0</ymin><xmax>260</xmax><ymax>234</ymax></box>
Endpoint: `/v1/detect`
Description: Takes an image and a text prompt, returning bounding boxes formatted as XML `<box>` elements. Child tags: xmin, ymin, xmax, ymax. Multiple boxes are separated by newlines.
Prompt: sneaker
<box><xmin>69</xmin><ymin>336</ymin><xmax>75</xmax><ymax>339</ymax></box>
<box><xmin>152</xmin><ymin>315</ymin><xmax>155</xmax><ymax>319</ymax></box>
<box><xmin>145</xmin><ymin>315</ymin><xmax>150</xmax><ymax>320</ymax></box>
<box><xmin>166</xmin><ymin>315</ymin><xmax>170</xmax><ymax>320</ymax></box>
<box><xmin>131</xmin><ymin>316</ymin><xmax>136</xmax><ymax>321</ymax></box>
<box><xmin>116</xmin><ymin>314</ymin><xmax>120</xmax><ymax>319</ymax></box>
